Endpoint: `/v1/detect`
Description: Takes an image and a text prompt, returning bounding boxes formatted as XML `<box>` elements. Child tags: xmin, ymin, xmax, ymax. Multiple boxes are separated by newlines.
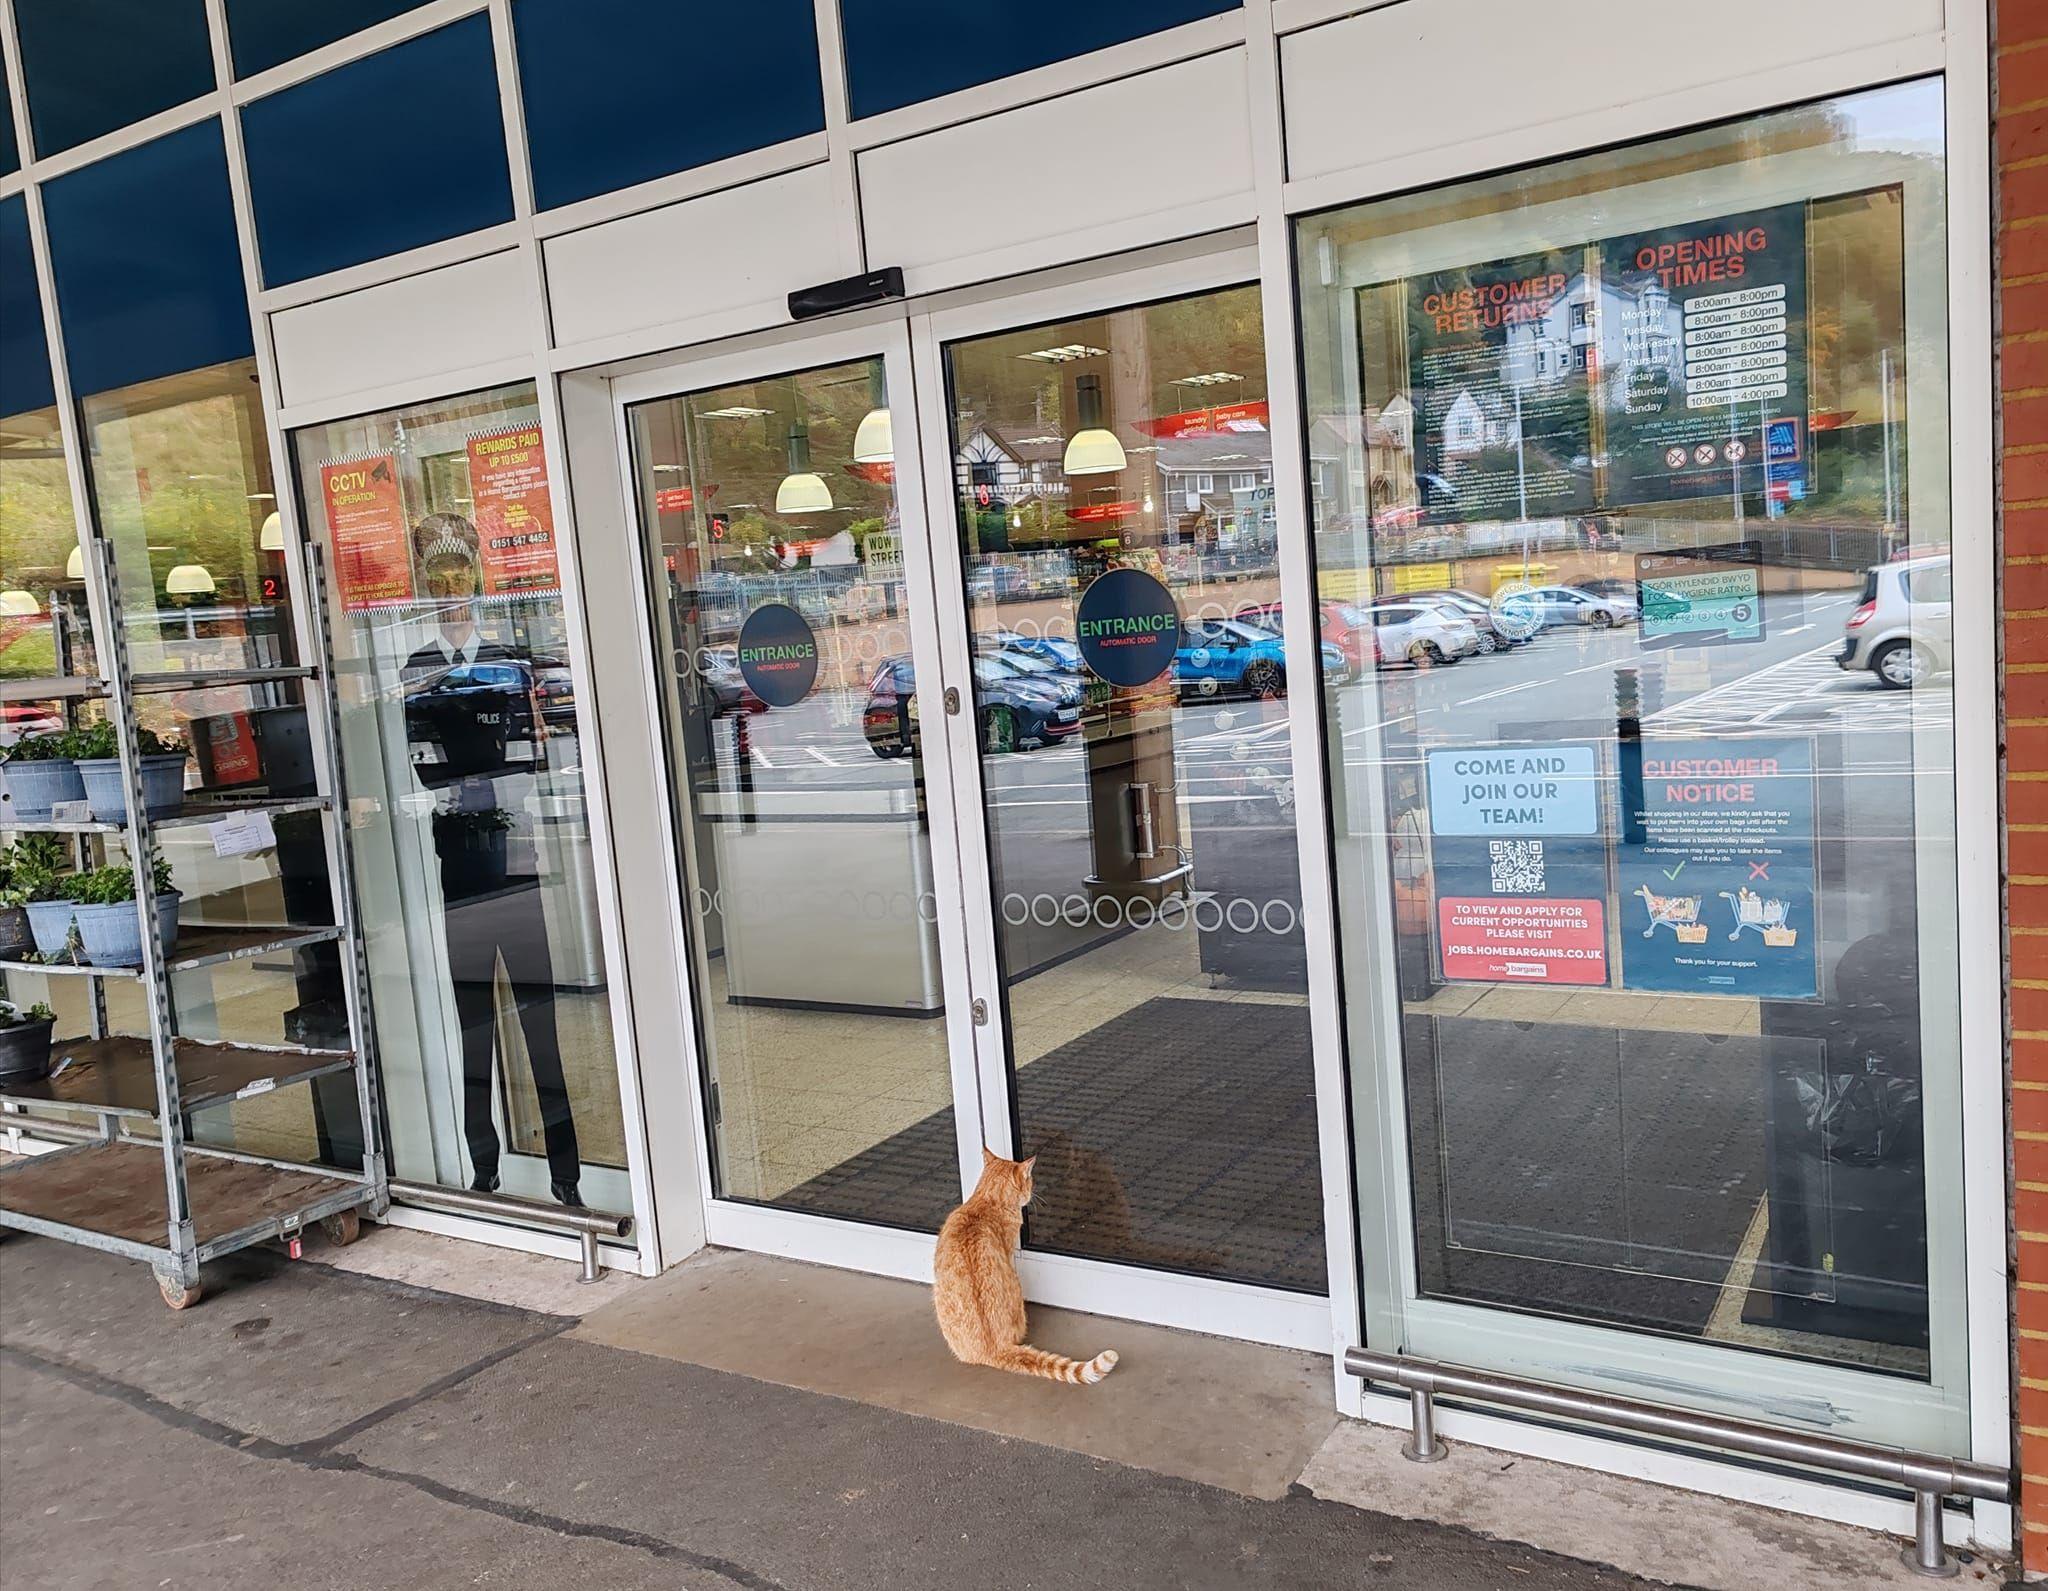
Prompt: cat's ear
<box><xmin>981</xmin><ymin>1146</ymin><xmax>999</xmax><ymax>1166</ymax></box>
<box><xmin>1020</xmin><ymin>1156</ymin><xmax>1036</xmax><ymax>1172</ymax></box>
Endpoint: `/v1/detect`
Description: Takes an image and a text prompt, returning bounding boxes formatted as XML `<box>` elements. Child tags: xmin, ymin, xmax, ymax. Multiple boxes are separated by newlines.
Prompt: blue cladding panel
<box><xmin>514</xmin><ymin>0</ymin><xmax>826</xmax><ymax>212</ymax></box>
<box><xmin>14</xmin><ymin>0</ymin><xmax>216</xmax><ymax>157</ymax></box>
<box><xmin>839</xmin><ymin>0</ymin><xmax>1238</xmax><ymax>120</ymax></box>
<box><xmin>225</xmin><ymin>0</ymin><xmax>432</xmax><ymax>78</ymax></box>
<box><xmin>242</xmin><ymin>17</ymin><xmax>514</xmax><ymax>285</ymax></box>
<box><xmin>42</xmin><ymin>120</ymin><xmax>253</xmax><ymax>398</ymax></box>
<box><xmin>0</xmin><ymin>196</ymin><xmax>55</xmax><ymax>416</ymax></box>
<box><xmin>0</xmin><ymin>36</ymin><xmax>18</xmax><ymax>177</ymax></box>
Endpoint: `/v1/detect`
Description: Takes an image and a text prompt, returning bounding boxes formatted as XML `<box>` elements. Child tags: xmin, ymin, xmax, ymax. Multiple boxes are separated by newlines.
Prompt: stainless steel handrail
<box><xmin>390</xmin><ymin>1179</ymin><xmax>632</xmax><ymax>1284</ymax></box>
<box><xmin>1344</xmin><ymin>1346</ymin><xmax>2008</xmax><ymax>1579</ymax></box>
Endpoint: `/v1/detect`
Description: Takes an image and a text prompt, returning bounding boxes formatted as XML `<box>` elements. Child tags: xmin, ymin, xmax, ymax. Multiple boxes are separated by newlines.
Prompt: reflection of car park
<box><xmin>700</xmin><ymin>645</ymin><xmax>767</xmax><ymax>716</ymax></box>
<box><xmin>1839</xmin><ymin>554</ymin><xmax>1951</xmax><ymax>689</ymax></box>
<box><xmin>863</xmin><ymin>655</ymin><xmax>1083</xmax><ymax>758</ymax></box>
<box><xmin>1365</xmin><ymin>600</ymin><xmax>1480</xmax><ymax>666</ymax></box>
<box><xmin>1233</xmin><ymin>600</ymin><xmax>1381</xmax><ymax>670</ymax></box>
<box><xmin>405</xmin><ymin>657</ymin><xmax>545</xmax><ymax>781</ymax></box>
<box><xmin>1508</xmin><ymin>584</ymin><xmax>1638</xmax><ymax>628</ymax></box>
<box><xmin>1399</xmin><ymin>588</ymin><xmax>1525</xmax><ymax>653</ymax></box>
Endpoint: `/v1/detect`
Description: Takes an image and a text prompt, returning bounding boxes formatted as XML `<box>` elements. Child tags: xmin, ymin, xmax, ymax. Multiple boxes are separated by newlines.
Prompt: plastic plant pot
<box><xmin>0</xmin><ymin>1015</ymin><xmax>55</xmax><ymax>1084</ymax></box>
<box><xmin>0</xmin><ymin>757</ymin><xmax>85</xmax><ymax>822</ymax></box>
<box><xmin>24</xmin><ymin>899</ymin><xmax>77</xmax><ymax>958</ymax></box>
<box><xmin>72</xmin><ymin>892</ymin><xmax>181</xmax><ymax>969</ymax></box>
<box><xmin>75</xmin><ymin>754</ymin><xmax>189</xmax><ymax>825</ymax></box>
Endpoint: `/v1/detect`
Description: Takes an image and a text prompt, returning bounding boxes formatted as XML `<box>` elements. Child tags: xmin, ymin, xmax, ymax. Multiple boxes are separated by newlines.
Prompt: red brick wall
<box><xmin>2002</xmin><ymin>0</ymin><xmax>2048</xmax><ymax>1573</ymax></box>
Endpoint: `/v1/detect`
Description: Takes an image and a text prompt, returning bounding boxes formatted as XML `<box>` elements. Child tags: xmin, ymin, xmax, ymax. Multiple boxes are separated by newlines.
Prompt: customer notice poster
<box><xmin>1595</xmin><ymin>201</ymin><xmax>1810</xmax><ymax>507</ymax></box>
<box><xmin>1614</xmin><ymin>737</ymin><xmax>1819</xmax><ymax>999</ymax></box>
<box><xmin>319</xmin><ymin>453</ymin><xmax>414</xmax><ymax>611</ymax></box>
<box><xmin>1425</xmin><ymin>744</ymin><xmax>1609</xmax><ymax>986</ymax></box>
<box><xmin>466</xmin><ymin>426</ymin><xmax>562</xmax><ymax>597</ymax></box>
<box><xmin>1390</xmin><ymin>245</ymin><xmax>1596</xmax><ymax>527</ymax></box>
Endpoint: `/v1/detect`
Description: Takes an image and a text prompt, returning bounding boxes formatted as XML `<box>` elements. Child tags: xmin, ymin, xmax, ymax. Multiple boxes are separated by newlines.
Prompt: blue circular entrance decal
<box><xmin>1074</xmin><ymin>568</ymin><xmax>1180</xmax><ymax>687</ymax></box>
<box><xmin>737</xmin><ymin>602</ymin><xmax>820</xmax><ymax>707</ymax></box>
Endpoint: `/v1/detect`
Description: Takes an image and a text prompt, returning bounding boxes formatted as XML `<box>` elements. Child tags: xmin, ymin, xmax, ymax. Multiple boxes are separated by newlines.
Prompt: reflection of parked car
<box><xmin>404</xmin><ymin>656</ymin><xmax>544</xmax><ymax>784</ymax></box>
<box><xmin>1233</xmin><ymin>600</ymin><xmax>1381</xmax><ymax>670</ymax></box>
<box><xmin>0</xmin><ymin>704</ymin><xmax>62</xmax><ymax>748</ymax></box>
<box><xmin>1567</xmin><ymin>576</ymin><xmax>1637</xmax><ymax>602</ymax></box>
<box><xmin>1839</xmin><ymin>554</ymin><xmax>1951</xmax><ymax>689</ymax></box>
<box><xmin>986</xmin><ymin>630</ymin><xmax>1084</xmax><ymax>674</ymax></box>
<box><xmin>1400</xmin><ymin>589</ymin><xmax>1526</xmax><ymax>654</ymax></box>
<box><xmin>528</xmin><ymin>654</ymin><xmax>577</xmax><ymax>726</ymax></box>
<box><xmin>1508</xmin><ymin>584</ymin><xmax>1637</xmax><ymax>628</ymax></box>
<box><xmin>972</xmin><ymin>632</ymin><xmax>1086</xmax><ymax>694</ymax></box>
<box><xmin>700</xmin><ymin>645</ymin><xmax>767</xmax><ymax>716</ymax></box>
<box><xmin>1365</xmin><ymin>600</ymin><xmax>1480</xmax><ymax>666</ymax></box>
<box><xmin>863</xmin><ymin>656</ymin><xmax>1082</xmax><ymax>758</ymax></box>
<box><xmin>1176</xmin><ymin>619</ymin><xmax>1295</xmax><ymax>697</ymax></box>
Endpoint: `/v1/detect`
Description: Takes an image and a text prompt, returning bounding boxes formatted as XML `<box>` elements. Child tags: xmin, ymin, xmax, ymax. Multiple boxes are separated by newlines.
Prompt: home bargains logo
<box><xmin>737</xmin><ymin>603</ymin><xmax>820</xmax><ymax>707</ymax></box>
<box><xmin>1074</xmin><ymin>568</ymin><xmax>1180</xmax><ymax>687</ymax></box>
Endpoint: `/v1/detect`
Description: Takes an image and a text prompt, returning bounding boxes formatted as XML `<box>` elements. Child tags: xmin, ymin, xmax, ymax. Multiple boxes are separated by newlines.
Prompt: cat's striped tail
<box><xmin>992</xmin><ymin>1344</ymin><xmax>1120</xmax><ymax>1384</ymax></box>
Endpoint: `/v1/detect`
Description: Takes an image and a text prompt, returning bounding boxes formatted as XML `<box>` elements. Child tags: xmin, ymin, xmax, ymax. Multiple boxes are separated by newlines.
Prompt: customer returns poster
<box><xmin>319</xmin><ymin>453</ymin><xmax>414</xmax><ymax>611</ymax></box>
<box><xmin>466</xmin><ymin>426</ymin><xmax>562</xmax><ymax>597</ymax></box>
<box><xmin>1384</xmin><ymin>245</ymin><xmax>1596</xmax><ymax>527</ymax></box>
<box><xmin>1615</xmin><ymin>736</ymin><xmax>1819</xmax><ymax>999</ymax></box>
<box><xmin>1425</xmin><ymin>743</ymin><xmax>1609</xmax><ymax>986</ymax></box>
<box><xmin>1596</xmin><ymin>201</ymin><xmax>1810</xmax><ymax>507</ymax></box>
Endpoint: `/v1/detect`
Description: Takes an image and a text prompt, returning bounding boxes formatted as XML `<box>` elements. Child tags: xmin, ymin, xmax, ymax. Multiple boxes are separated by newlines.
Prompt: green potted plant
<box><xmin>0</xmin><ymin>728</ymin><xmax>85</xmax><ymax>821</ymax></box>
<box><xmin>0</xmin><ymin>844</ymin><xmax>32</xmax><ymax>958</ymax></box>
<box><xmin>69</xmin><ymin>854</ymin><xmax>179</xmax><ymax>968</ymax></box>
<box><xmin>433</xmin><ymin>807</ymin><xmax>513</xmax><ymax>896</ymax></box>
<box><xmin>0</xmin><ymin>1000</ymin><xmax>56</xmax><ymax>1084</ymax></box>
<box><xmin>72</xmin><ymin>721</ymin><xmax>188</xmax><ymax>825</ymax></box>
<box><xmin>13</xmin><ymin>835</ymin><xmax>80</xmax><ymax>958</ymax></box>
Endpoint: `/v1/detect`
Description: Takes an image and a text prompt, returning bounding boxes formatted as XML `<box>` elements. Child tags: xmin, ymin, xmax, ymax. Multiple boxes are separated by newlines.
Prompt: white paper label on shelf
<box><xmin>235</xmin><ymin>1077</ymin><xmax>277</xmax><ymax>1100</ymax></box>
<box><xmin>51</xmin><ymin>799</ymin><xmax>92</xmax><ymax>824</ymax></box>
<box><xmin>210</xmin><ymin>809</ymin><xmax>277</xmax><ymax>857</ymax></box>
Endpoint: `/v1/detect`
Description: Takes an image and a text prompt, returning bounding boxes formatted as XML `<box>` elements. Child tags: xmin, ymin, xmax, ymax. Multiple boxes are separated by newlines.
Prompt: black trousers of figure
<box><xmin>437</xmin><ymin>860</ymin><xmax>581</xmax><ymax>1188</ymax></box>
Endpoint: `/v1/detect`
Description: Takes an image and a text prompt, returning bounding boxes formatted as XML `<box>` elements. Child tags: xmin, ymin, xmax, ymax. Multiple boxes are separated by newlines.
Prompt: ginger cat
<box><xmin>933</xmin><ymin>1148</ymin><xmax>1119</xmax><ymax>1385</ymax></box>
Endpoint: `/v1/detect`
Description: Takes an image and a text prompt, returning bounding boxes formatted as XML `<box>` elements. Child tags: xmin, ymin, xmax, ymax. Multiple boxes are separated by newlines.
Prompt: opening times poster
<box><xmin>1397</xmin><ymin>246</ymin><xmax>1596</xmax><ymax>527</ymax></box>
<box><xmin>466</xmin><ymin>426</ymin><xmax>562</xmax><ymax>597</ymax></box>
<box><xmin>1418</xmin><ymin>736</ymin><xmax>1821</xmax><ymax>999</ymax></box>
<box><xmin>1365</xmin><ymin>195</ymin><xmax>1844</xmax><ymax>520</ymax></box>
<box><xmin>1597</xmin><ymin>201</ymin><xmax>1810</xmax><ymax>507</ymax></box>
<box><xmin>319</xmin><ymin>453</ymin><xmax>414</xmax><ymax>611</ymax></box>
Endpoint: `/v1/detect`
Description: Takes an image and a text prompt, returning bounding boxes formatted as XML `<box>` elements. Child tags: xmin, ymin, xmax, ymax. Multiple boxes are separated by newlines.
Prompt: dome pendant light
<box><xmin>852</xmin><ymin>368</ymin><xmax>893</xmax><ymax>465</ymax></box>
<box><xmin>259</xmin><ymin>511</ymin><xmax>285</xmax><ymax>551</ymax></box>
<box><xmin>166</xmin><ymin>564</ymin><xmax>217</xmax><ymax>596</ymax></box>
<box><xmin>65</xmin><ymin>544</ymin><xmax>85</xmax><ymax>580</ymax></box>
<box><xmin>1063</xmin><ymin>373</ymin><xmax>1126</xmax><ymax>477</ymax></box>
<box><xmin>0</xmin><ymin>589</ymin><xmax>41</xmax><ymax>617</ymax></box>
<box><xmin>774</xmin><ymin>418</ymin><xmax>834</xmax><ymax>515</ymax></box>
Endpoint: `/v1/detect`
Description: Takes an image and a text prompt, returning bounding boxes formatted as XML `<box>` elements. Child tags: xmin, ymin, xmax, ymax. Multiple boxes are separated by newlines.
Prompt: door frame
<box><xmin>602</xmin><ymin>241</ymin><xmax>1350</xmax><ymax>1353</ymax></box>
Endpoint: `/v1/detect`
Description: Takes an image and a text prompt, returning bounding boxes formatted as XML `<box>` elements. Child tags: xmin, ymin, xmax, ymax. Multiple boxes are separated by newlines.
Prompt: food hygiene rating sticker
<box><xmin>737</xmin><ymin>602</ymin><xmax>820</xmax><ymax>707</ymax></box>
<box><xmin>1074</xmin><ymin>567</ymin><xmax>1180</xmax><ymax>687</ymax></box>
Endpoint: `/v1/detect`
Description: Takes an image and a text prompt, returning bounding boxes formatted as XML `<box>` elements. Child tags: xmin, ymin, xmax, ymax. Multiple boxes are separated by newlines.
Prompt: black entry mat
<box><xmin>783</xmin><ymin>997</ymin><xmax>1328</xmax><ymax>1293</ymax></box>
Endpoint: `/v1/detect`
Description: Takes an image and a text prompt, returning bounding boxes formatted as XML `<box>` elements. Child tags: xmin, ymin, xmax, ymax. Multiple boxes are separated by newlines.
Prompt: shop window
<box><xmin>513</xmin><ymin>0</ymin><xmax>825</xmax><ymax>212</ymax></box>
<box><xmin>291</xmin><ymin>383</ymin><xmax>631</xmax><ymax>1210</ymax></box>
<box><xmin>1298</xmin><ymin>81</ymin><xmax>1962</xmax><ymax>1394</ymax></box>
<box><xmin>13</xmin><ymin>0</ymin><xmax>216</xmax><ymax>157</ymax></box>
<box><xmin>224</xmin><ymin>0</ymin><xmax>430</xmax><ymax>79</ymax></box>
<box><xmin>242</xmin><ymin>17</ymin><xmax>513</xmax><ymax>285</ymax></box>
<box><xmin>41</xmin><ymin>119</ymin><xmax>253</xmax><ymax>398</ymax></box>
<box><xmin>839</xmin><ymin>0</ymin><xmax>1237</xmax><ymax>120</ymax></box>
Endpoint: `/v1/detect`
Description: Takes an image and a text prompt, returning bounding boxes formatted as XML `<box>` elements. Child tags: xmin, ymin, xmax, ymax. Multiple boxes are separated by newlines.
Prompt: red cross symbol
<box><xmin>1748</xmin><ymin>861</ymin><xmax>1770</xmax><ymax>880</ymax></box>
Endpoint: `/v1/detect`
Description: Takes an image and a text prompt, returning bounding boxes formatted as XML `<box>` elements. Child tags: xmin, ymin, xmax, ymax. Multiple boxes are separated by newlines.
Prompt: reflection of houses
<box><xmin>952</xmin><ymin>423</ymin><xmax>1066</xmax><ymax>510</ymax></box>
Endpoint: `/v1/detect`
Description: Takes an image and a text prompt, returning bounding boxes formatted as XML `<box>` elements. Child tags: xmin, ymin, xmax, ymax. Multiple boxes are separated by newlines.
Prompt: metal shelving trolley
<box><xmin>0</xmin><ymin>529</ymin><xmax>386</xmax><ymax>1310</ymax></box>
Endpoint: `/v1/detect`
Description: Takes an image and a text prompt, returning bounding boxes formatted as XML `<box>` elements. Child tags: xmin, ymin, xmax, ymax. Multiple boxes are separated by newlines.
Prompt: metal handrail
<box><xmin>389</xmin><ymin>1179</ymin><xmax>631</xmax><ymax>1284</ymax></box>
<box><xmin>1344</xmin><ymin>1346</ymin><xmax>2007</xmax><ymax>1579</ymax></box>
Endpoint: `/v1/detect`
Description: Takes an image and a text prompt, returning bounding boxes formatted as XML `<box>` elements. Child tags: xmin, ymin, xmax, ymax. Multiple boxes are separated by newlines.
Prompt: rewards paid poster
<box><xmin>466</xmin><ymin>426</ymin><xmax>562</xmax><ymax>597</ymax></box>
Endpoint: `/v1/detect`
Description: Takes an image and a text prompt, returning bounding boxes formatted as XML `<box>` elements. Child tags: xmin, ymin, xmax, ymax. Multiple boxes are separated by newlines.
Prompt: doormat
<box><xmin>783</xmin><ymin>996</ymin><xmax>1328</xmax><ymax>1294</ymax></box>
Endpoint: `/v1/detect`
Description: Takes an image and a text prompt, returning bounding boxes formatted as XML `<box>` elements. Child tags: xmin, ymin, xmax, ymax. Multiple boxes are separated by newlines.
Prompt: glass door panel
<box><xmin>937</xmin><ymin>283</ymin><xmax>1330</xmax><ymax>1294</ymax></box>
<box><xmin>627</xmin><ymin>349</ymin><xmax>965</xmax><ymax>1232</ymax></box>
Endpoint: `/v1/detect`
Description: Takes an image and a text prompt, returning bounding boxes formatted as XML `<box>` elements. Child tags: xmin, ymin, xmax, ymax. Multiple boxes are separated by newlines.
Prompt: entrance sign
<box><xmin>1074</xmin><ymin>567</ymin><xmax>1180</xmax><ymax>687</ymax></box>
<box><xmin>1425</xmin><ymin>743</ymin><xmax>1608</xmax><ymax>986</ymax></box>
<box><xmin>320</xmin><ymin>453</ymin><xmax>413</xmax><ymax>611</ymax></box>
<box><xmin>1597</xmin><ymin>202</ymin><xmax>1810</xmax><ymax>507</ymax></box>
<box><xmin>1636</xmin><ymin>542</ymin><xmax>1765</xmax><ymax>646</ymax></box>
<box><xmin>736</xmin><ymin>602</ymin><xmax>820</xmax><ymax>706</ymax></box>
<box><xmin>1616</xmin><ymin>736</ymin><xmax>1818</xmax><ymax>998</ymax></box>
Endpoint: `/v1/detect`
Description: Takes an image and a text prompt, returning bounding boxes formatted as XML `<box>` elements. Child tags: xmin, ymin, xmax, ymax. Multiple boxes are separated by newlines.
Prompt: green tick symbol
<box><xmin>1661</xmin><ymin>861</ymin><xmax>1687</xmax><ymax>882</ymax></box>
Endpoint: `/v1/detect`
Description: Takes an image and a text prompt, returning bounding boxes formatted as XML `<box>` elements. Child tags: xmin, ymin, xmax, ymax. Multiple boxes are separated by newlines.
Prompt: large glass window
<box><xmin>942</xmin><ymin>284</ymin><xmax>1328</xmax><ymax>1292</ymax></box>
<box><xmin>627</xmin><ymin>358</ymin><xmax>960</xmax><ymax>1231</ymax></box>
<box><xmin>293</xmin><ymin>383</ymin><xmax>629</xmax><ymax>1210</ymax></box>
<box><xmin>1300</xmin><ymin>83</ymin><xmax>1960</xmax><ymax>1385</ymax></box>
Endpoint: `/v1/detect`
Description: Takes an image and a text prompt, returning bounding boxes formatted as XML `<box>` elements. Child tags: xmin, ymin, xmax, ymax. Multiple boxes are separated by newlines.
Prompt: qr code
<box><xmin>1488</xmin><ymin>839</ymin><xmax>1546</xmax><ymax>893</ymax></box>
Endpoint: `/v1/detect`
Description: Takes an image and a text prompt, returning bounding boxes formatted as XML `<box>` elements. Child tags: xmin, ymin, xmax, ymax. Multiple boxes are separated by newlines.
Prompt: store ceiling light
<box><xmin>699</xmin><ymin>405</ymin><xmax>772</xmax><ymax>419</ymax></box>
<box><xmin>1175</xmin><ymin>371</ymin><xmax>1244</xmax><ymax>387</ymax></box>
<box><xmin>259</xmin><ymin>512</ymin><xmax>284</xmax><ymax>551</ymax></box>
<box><xmin>853</xmin><ymin>405</ymin><xmax>893</xmax><ymax>465</ymax></box>
<box><xmin>1020</xmin><ymin>344</ymin><xmax>1106</xmax><ymax>364</ymax></box>
<box><xmin>1063</xmin><ymin>374</ymin><xmax>1126</xmax><ymax>477</ymax></box>
<box><xmin>0</xmin><ymin>589</ymin><xmax>41</xmax><ymax>616</ymax></box>
<box><xmin>166</xmin><ymin>564</ymin><xmax>216</xmax><ymax>596</ymax></box>
<box><xmin>775</xmin><ymin>419</ymin><xmax>833</xmax><ymax>514</ymax></box>
<box><xmin>65</xmin><ymin>544</ymin><xmax>85</xmax><ymax>580</ymax></box>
